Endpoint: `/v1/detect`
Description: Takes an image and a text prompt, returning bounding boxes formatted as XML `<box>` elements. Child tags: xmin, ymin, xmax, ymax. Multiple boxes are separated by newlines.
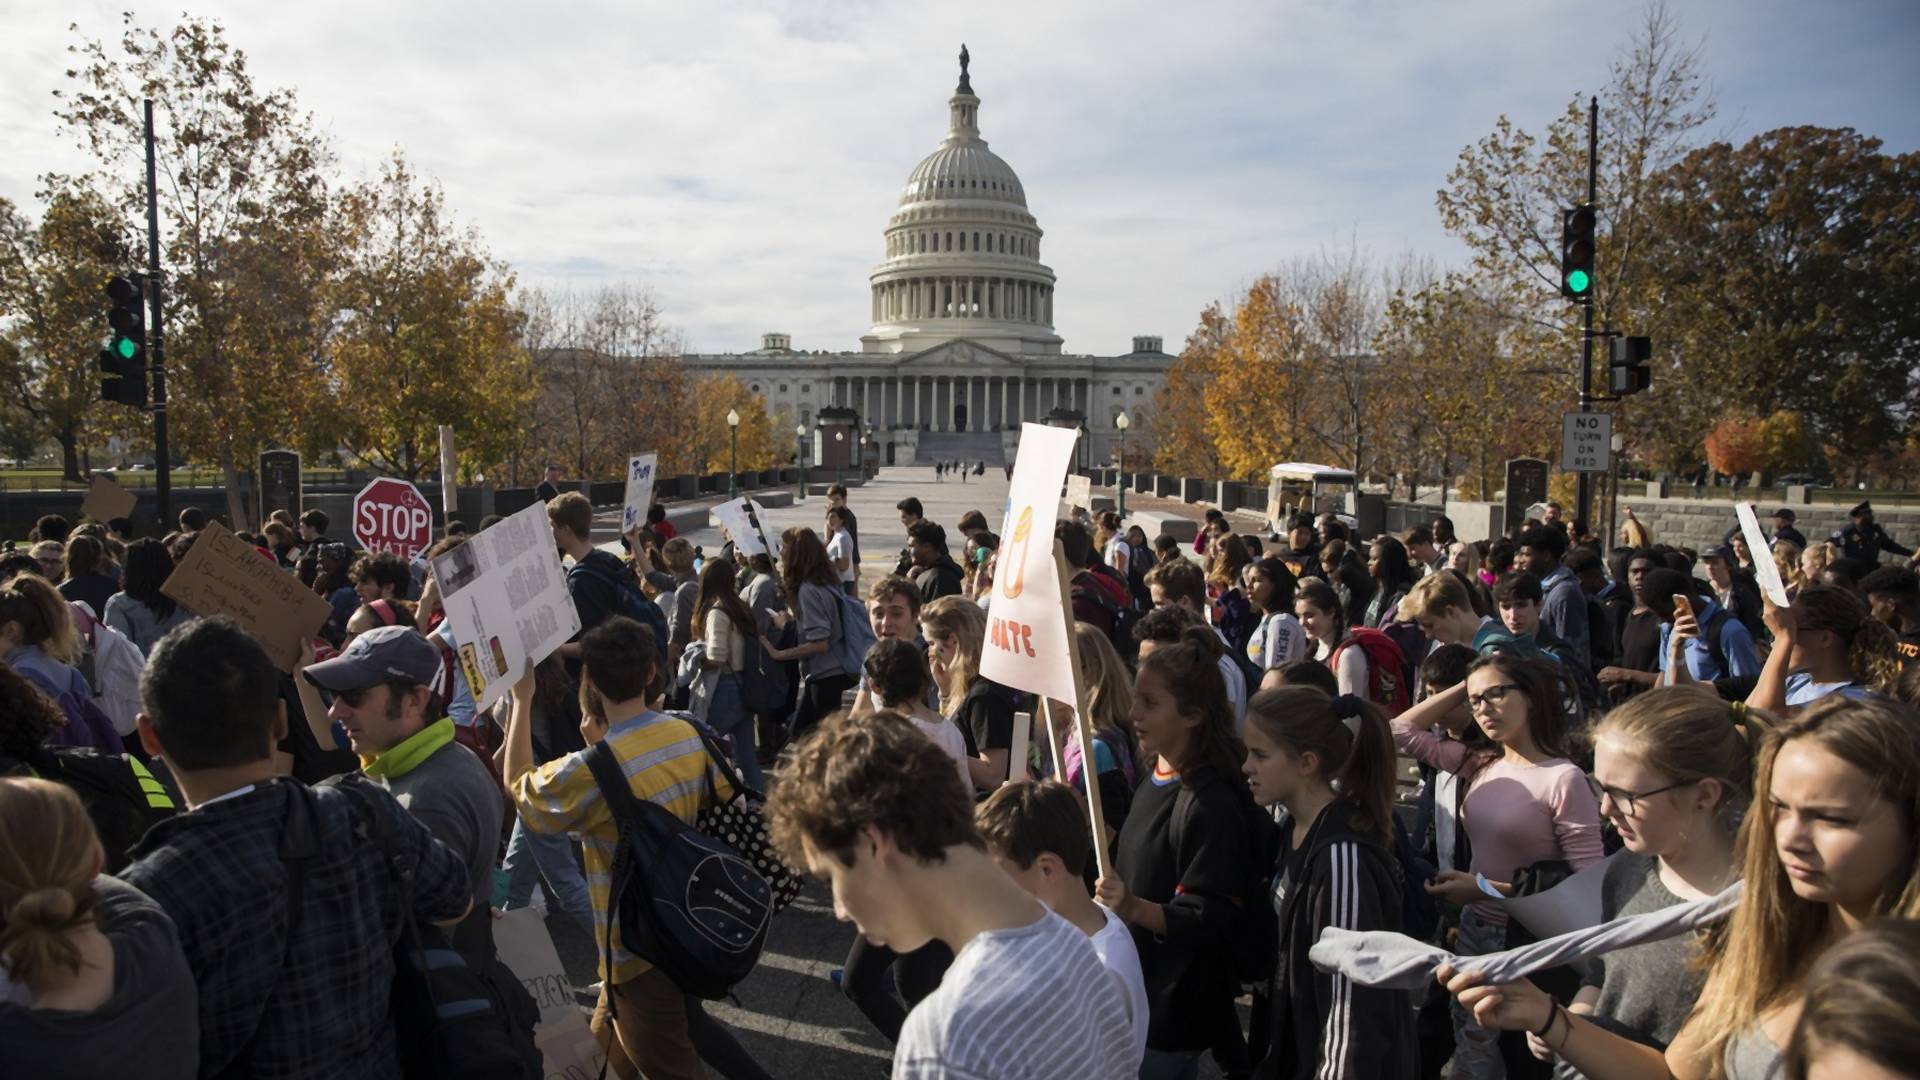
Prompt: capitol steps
<box><xmin>913</xmin><ymin>431</ymin><xmax>1005</xmax><ymax>466</ymax></box>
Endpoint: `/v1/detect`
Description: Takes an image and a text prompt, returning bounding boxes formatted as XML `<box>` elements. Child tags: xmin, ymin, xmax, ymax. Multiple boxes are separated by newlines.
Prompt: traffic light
<box><xmin>100</xmin><ymin>275</ymin><xmax>148</xmax><ymax>406</ymax></box>
<box><xmin>1609</xmin><ymin>335</ymin><xmax>1651</xmax><ymax>396</ymax></box>
<box><xmin>1560</xmin><ymin>205</ymin><xmax>1596</xmax><ymax>302</ymax></box>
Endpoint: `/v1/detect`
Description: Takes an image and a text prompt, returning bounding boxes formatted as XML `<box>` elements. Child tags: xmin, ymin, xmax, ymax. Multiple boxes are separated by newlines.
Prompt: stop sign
<box><xmin>352</xmin><ymin>477</ymin><xmax>434</xmax><ymax>558</ymax></box>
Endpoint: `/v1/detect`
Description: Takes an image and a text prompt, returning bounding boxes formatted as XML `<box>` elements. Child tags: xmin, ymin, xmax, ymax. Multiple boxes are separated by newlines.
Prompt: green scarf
<box><xmin>363</xmin><ymin>717</ymin><xmax>455</xmax><ymax>780</ymax></box>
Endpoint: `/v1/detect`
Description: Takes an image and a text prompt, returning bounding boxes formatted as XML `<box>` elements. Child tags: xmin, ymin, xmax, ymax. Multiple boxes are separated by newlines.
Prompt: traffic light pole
<box><xmin>1574</xmin><ymin>95</ymin><xmax>1597</xmax><ymax>536</ymax></box>
<box><xmin>145</xmin><ymin>99</ymin><xmax>172</xmax><ymax>527</ymax></box>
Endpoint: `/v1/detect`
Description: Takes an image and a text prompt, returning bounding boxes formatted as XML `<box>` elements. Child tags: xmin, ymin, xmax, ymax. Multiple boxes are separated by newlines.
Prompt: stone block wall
<box><xmin>1620</xmin><ymin>496</ymin><xmax>1920</xmax><ymax>553</ymax></box>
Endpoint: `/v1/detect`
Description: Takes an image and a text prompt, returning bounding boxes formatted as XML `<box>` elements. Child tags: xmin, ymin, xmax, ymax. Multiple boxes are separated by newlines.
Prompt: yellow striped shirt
<box><xmin>512</xmin><ymin>710</ymin><xmax>732</xmax><ymax>982</ymax></box>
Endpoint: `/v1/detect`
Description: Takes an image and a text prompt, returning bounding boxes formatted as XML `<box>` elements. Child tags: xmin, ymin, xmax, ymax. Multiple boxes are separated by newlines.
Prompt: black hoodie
<box><xmin>1257</xmin><ymin>799</ymin><xmax>1418</xmax><ymax>1080</ymax></box>
<box><xmin>913</xmin><ymin>554</ymin><xmax>966</xmax><ymax>601</ymax></box>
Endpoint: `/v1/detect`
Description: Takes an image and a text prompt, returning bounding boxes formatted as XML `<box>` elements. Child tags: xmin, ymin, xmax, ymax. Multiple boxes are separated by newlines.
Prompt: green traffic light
<box><xmin>1566</xmin><ymin>269</ymin><xmax>1591</xmax><ymax>295</ymax></box>
<box><xmin>115</xmin><ymin>336</ymin><xmax>138</xmax><ymax>360</ymax></box>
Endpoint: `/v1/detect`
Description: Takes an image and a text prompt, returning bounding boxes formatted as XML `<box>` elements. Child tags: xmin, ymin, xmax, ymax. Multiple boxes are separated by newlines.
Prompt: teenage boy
<box><xmin>1399</xmin><ymin>571</ymin><xmax>1495</xmax><ymax>650</ymax></box>
<box><xmin>894</xmin><ymin>497</ymin><xmax>925</xmax><ymax>576</ymax></box>
<box><xmin>1493</xmin><ymin>572</ymin><xmax>1577</xmax><ymax>656</ymax></box>
<box><xmin>1640</xmin><ymin>567</ymin><xmax>1763</xmax><ymax>685</ymax></box>
<box><xmin>1513</xmin><ymin>524</ymin><xmax>1590</xmax><ymax>666</ymax></box>
<box><xmin>505</xmin><ymin>617</ymin><xmax>729</xmax><ymax>1080</ymax></box>
<box><xmin>124</xmin><ymin>617</ymin><xmax>471</xmax><ymax>1078</ymax></box>
<box><xmin>827</xmin><ymin>483</ymin><xmax>860</xmax><ymax>575</ymax></box>
<box><xmin>977</xmin><ymin>780</ymin><xmax>1148</xmax><ymax>1071</ymax></box>
<box><xmin>767</xmin><ymin>713</ymin><xmax>1135</xmax><ymax>1079</ymax></box>
<box><xmin>1140</xmin><ymin>563</ymin><xmax>1247</xmax><ymax>723</ymax></box>
<box><xmin>908</xmin><ymin>521</ymin><xmax>965</xmax><ymax>601</ymax></box>
<box><xmin>1596</xmin><ymin>549</ymin><xmax>1666</xmax><ymax>699</ymax></box>
<box><xmin>849</xmin><ymin>576</ymin><xmax>927</xmax><ymax>718</ymax></box>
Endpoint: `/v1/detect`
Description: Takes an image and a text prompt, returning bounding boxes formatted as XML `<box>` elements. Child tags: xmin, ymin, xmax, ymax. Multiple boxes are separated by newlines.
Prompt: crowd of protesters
<box><xmin>3</xmin><ymin>470</ymin><xmax>1920</xmax><ymax>1080</ymax></box>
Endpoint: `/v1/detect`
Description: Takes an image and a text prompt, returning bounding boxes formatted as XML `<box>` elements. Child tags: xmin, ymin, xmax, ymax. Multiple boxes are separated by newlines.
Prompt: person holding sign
<box><xmin>1241</xmin><ymin>686</ymin><xmax>1416</xmax><ymax>1079</ymax></box>
<box><xmin>764</xmin><ymin>528</ymin><xmax>857</xmax><ymax>739</ymax></box>
<box><xmin>1743</xmin><ymin>588</ymin><xmax>1902</xmax><ymax>713</ymax></box>
<box><xmin>765</xmin><ymin>713</ymin><xmax>1137</xmax><ymax>1080</ymax></box>
<box><xmin>1095</xmin><ymin>630</ymin><xmax>1258</xmax><ymax>1080</ymax></box>
<box><xmin>921</xmin><ymin>596</ymin><xmax>1018</xmax><ymax>793</ymax></box>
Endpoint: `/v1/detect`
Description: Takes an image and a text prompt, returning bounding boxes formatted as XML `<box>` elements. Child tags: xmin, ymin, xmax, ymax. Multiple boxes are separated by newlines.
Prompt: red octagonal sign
<box><xmin>352</xmin><ymin>477</ymin><xmax>433</xmax><ymax>559</ymax></box>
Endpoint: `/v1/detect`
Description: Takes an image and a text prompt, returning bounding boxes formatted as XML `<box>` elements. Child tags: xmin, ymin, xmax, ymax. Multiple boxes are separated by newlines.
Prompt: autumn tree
<box><xmin>56</xmin><ymin>13</ymin><xmax>339</xmax><ymax>523</ymax></box>
<box><xmin>1205</xmin><ymin>275</ymin><xmax>1318</xmax><ymax>482</ymax></box>
<box><xmin>1703</xmin><ymin>415</ymin><xmax>1766</xmax><ymax>478</ymax></box>
<box><xmin>0</xmin><ymin>183</ymin><xmax>131</xmax><ymax>478</ymax></box>
<box><xmin>1148</xmin><ymin>302</ymin><xmax>1230</xmax><ymax>478</ymax></box>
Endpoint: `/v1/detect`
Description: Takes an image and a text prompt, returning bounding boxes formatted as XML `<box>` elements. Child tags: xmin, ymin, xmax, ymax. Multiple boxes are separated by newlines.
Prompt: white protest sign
<box><xmin>491</xmin><ymin>907</ymin><xmax>608</xmax><ymax>1075</ymax></box>
<box><xmin>1735</xmin><ymin>502</ymin><xmax>1791</xmax><ymax>608</ymax></box>
<box><xmin>980</xmin><ymin>424</ymin><xmax>1081</xmax><ymax>706</ymax></box>
<box><xmin>712</xmin><ymin>496</ymin><xmax>777</xmax><ymax>559</ymax></box>
<box><xmin>1064</xmin><ymin>474</ymin><xmax>1092</xmax><ymax>510</ymax></box>
<box><xmin>621</xmin><ymin>452</ymin><xmax>658</xmax><ymax>533</ymax></box>
<box><xmin>1007</xmin><ymin>710</ymin><xmax>1031</xmax><ymax>786</ymax></box>
<box><xmin>430</xmin><ymin>500</ymin><xmax>581</xmax><ymax>712</ymax></box>
<box><xmin>1501</xmin><ymin>851</ymin><xmax>1620</xmax><ymax>940</ymax></box>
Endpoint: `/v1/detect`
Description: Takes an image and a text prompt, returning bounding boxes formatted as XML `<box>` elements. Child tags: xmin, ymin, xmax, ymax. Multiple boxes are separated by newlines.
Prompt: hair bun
<box><xmin>10</xmin><ymin>886</ymin><xmax>79</xmax><ymax>928</ymax></box>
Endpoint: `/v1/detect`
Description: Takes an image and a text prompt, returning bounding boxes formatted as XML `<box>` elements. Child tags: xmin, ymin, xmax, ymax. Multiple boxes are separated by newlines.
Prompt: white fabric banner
<box><xmin>430</xmin><ymin>499</ymin><xmax>581</xmax><ymax>711</ymax></box>
<box><xmin>713</xmin><ymin>496</ymin><xmax>778</xmax><ymax>559</ymax></box>
<box><xmin>980</xmin><ymin>424</ymin><xmax>1080</xmax><ymax>705</ymax></box>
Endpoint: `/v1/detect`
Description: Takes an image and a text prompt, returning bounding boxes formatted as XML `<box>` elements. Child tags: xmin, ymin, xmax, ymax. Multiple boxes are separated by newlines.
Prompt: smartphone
<box><xmin>1671</xmin><ymin>593</ymin><xmax>1693</xmax><ymax>621</ymax></box>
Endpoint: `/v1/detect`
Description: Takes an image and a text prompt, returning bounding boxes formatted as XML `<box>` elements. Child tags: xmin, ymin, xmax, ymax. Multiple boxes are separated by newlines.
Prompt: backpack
<box><xmin>1377</xmin><ymin>620</ymin><xmax>1428</xmax><ymax>704</ymax></box>
<box><xmin>584</xmin><ymin>740</ymin><xmax>773</xmax><ymax>1000</ymax></box>
<box><xmin>1125</xmin><ymin>543</ymin><xmax>1157</xmax><ymax>609</ymax></box>
<box><xmin>735</xmin><ymin>627</ymin><xmax>784</xmax><ymax>715</ymax></box>
<box><xmin>569</xmin><ymin>559</ymin><xmax>670</xmax><ymax>662</ymax></box>
<box><xmin>301</xmin><ymin>778</ymin><xmax>541</xmax><ymax>1080</ymax></box>
<box><xmin>1330</xmin><ymin>628</ymin><xmax>1411</xmax><ymax>716</ymax></box>
<box><xmin>1388</xmin><ymin>815</ymin><xmax>1440</xmax><ymax>942</ymax></box>
<box><xmin>1181</xmin><ymin>768</ymin><xmax>1281</xmax><ymax>985</ymax></box>
<box><xmin>826</xmin><ymin>586</ymin><xmax>879</xmax><ymax>679</ymax></box>
<box><xmin>0</xmin><ymin>746</ymin><xmax>177</xmax><ymax>873</ymax></box>
<box><xmin>73</xmin><ymin>609</ymin><xmax>146</xmax><ymax>737</ymax></box>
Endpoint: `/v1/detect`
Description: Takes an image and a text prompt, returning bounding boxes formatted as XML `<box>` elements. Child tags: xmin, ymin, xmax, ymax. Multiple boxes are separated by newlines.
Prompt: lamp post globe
<box><xmin>796</xmin><ymin>424</ymin><xmax>808</xmax><ymax>499</ymax></box>
<box><xmin>834</xmin><ymin>430</ymin><xmax>845</xmax><ymax>488</ymax></box>
<box><xmin>1115</xmin><ymin>411</ymin><xmax>1130</xmax><ymax>517</ymax></box>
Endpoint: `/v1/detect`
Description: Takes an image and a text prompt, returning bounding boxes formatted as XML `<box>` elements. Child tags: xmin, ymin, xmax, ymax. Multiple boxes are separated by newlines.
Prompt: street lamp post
<box><xmin>861</xmin><ymin>428</ymin><xmax>872</xmax><ymax>479</ymax></box>
<box><xmin>1115</xmin><ymin>411</ymin><xmax>1130</xmax><ymax>517</ymax></box>
<box><xmin>834</xmin><ymin>430</ymin><xmax>845</xmax><ymax>488</ymax></box>
<box><xmin>796</xmin><ymin>424</ymin><xmax>807</xmax><ymax>500</ymax></box>
<box><xmin>726</xmin><ymin>408</ymin><xmax>741</xmax><ymax>500</ymax></box>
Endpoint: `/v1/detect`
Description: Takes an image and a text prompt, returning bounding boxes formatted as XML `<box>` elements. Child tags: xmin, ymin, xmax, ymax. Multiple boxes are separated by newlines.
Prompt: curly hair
<box><xmin>0</xmin><ymin>664</ymin><xmax>66</xmax><ymax>760</ymax></box>
<box><xmin>1795</xmin><ymin>585</ymin><xmax>1902</xmax><ymax>695</ymax></box>
<box><xmin>766</xmin><ymin>710</ymin><xmax>981</xmax><ymax>869</ymax></box>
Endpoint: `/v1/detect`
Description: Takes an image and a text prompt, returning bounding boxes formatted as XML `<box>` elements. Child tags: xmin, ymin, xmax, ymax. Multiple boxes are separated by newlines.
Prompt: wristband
<box><xmin>1476</xmin><ymin>873</ymin><xmax>1503</xmax><ymax>898</ymax></box>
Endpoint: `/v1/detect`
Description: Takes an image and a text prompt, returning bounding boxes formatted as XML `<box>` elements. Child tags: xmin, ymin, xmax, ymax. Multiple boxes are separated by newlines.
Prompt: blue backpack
<box><xmin>569</xmin><ymin>559</ymin><xmax>670</xmax><ymax>662</ymax></box>
<box><xmin>826</xmin><ymin>587</ymin><xmax>879</xmax><ymax>677</ymax></box>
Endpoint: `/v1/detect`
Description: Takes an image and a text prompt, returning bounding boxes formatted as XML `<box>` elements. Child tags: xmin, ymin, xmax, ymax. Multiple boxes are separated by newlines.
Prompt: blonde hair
<box><xmin>1688</xmin><ymin>695</ymin><xmax>1920</xmax><ymax>1076</ymax></box>
<box><xmin>1446</xmin><ymin>540</ymin><xmax>1481</xmax><ymax>580</ymax></box>
<box><xmin>1595</xmin><ymin>684</ymin><xmax>1768</xmax><ymax>830</ymax></box>
<box><xmin>0</xmin><ymin>573</ymin><xmax>78</xmax><ymax>664</ymax></box>
<box><xmin>1803</xmin><ymin>541</ymin><xmax>1835</xmax><ymax>579</ymax></box>
<box><xmin>0</xmin><ymin>778</ymin><xmax>104</xmax><ymax>992</ymax></box>
<box><xmin>1073</xmin><ymin>623</ymin><xmax>1137</xmax><ymax>762</ymax></box>
<box><xmin>920</xmin><ymin>595</ymin><xmax>987</xmax><ymax>714</ymax></box>
<box><xmin>1774</xmin><ymin>540</ymin><xmax>1805</xmax><ymax>594</ymax></box>
<box><xmin>1401</xmin><ymin>569</ymin><xmax>1472</xmax><ymax>622</ymax></box>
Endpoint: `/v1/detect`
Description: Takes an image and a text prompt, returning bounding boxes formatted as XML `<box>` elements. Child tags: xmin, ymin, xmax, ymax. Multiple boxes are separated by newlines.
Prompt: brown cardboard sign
<box><xmin>81</xmin><ymin>474</ymin><xmax>137</xmax><ymax>523</ymax></box>
<box><xmin>161</xmin><ymin>521</ymin><xmax>332</xmax><ymax>671</ymax></box>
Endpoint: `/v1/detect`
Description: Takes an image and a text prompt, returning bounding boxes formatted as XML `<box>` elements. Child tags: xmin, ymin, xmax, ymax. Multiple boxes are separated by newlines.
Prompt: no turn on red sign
<box><xmin>352</xmin><ymin>477</ymin><xmax>434</xmax><ymax>558</ymax></box>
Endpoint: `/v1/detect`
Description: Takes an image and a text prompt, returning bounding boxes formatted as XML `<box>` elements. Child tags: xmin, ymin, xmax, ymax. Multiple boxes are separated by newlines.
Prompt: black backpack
<box><xmin>1</xmin><ymin>746</ymin><xmax>177</xmax><ymax>873</ymax></box>
<box><xmin>1183</xmin><ymin>769</ymin><xmax>1281</xmax><ymax>985</ymax></box>
<box><xmin>569</xmin><ymin>559</ymin><xmax>670</xmax><ymax>662</ymax></box>
<box><xmin>584</xmin><ymin>740</ymin><xmax>773</xmax><ymax>1000</ymax></box>
<box><xmin>298</xmin><ymin>778</ymin><xmax>542</xmax><ymax>1080</ymax></box>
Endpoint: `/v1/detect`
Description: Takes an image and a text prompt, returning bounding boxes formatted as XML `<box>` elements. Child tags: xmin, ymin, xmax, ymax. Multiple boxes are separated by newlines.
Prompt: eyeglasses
<box><xmin>1466</xmin><ymin>684</ymin><xmax>1523</xmax><ymax>712</ymax></box>
<box><xmin>1587</xmin><ymin>776</ymin><xmax>1692</xmax><ymax>816</ymax></box>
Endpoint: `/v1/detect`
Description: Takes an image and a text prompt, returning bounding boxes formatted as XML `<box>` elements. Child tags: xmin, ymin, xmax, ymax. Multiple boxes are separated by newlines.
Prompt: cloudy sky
<box><xmin>3</xmin><ymin>0</ymin><xmax>1916</xmax><ymax>356</ymax></box>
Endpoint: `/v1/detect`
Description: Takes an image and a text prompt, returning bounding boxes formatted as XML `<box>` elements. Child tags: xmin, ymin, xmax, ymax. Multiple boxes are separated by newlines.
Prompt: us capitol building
<box><xmin>680</xmin><ymin>47</ymin><xmax>1172</xmax><ymax>468</ymax></box>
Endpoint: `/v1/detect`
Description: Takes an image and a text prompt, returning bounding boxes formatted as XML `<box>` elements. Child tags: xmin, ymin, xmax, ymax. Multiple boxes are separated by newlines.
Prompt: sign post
<box><xmin>1560</xmin><ymin>412</ymin><xmax>1612</xmax><ymax>474</ymax></box>
<box><xmin>352</xmin><ymin>477</ymin><xmax>434</xmax><ymax>559</ymax></box>
<box><xmin>437</xmin><ymin>426</ymin><xmax>458</xmax><ymax>517</ymax></box>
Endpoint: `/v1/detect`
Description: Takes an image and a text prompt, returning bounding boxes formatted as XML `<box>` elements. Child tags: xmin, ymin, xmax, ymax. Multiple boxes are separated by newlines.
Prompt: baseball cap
<box><xmin>302</xmin><ymin>624</ymin><xmax>442</xmax><ymax>692</ymax></box>
<box><xmin>1701</xmin><ymin>543</ymin><xmax>1732</xmax><ymax>561</ymax></box>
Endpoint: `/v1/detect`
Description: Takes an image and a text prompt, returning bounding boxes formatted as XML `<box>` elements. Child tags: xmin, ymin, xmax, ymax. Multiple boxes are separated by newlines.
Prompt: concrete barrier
<box><xmin>1132</xmin><ymin>510</ymin><xmax>1198</xmax><ymax>542</ymax></box>
<box><xmin>1179</xmin><ymin>477</ymin><xmax>1207</xmax><ymax>504</ymax></box>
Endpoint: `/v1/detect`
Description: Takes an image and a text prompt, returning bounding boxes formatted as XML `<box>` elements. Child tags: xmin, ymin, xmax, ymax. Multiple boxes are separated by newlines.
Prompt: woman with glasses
<box><xmin>1392</xmin><ymin>650</ymin><xmax>1604</xmax><ymax>1079</ymax></box>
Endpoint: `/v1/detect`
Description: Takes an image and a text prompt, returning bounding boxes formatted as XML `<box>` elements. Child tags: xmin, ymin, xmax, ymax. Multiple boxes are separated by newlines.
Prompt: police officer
<box><xmin>1833</xmin><ymin>501</ymin><xmax>1915</xmax><ymax>565</ymax></box>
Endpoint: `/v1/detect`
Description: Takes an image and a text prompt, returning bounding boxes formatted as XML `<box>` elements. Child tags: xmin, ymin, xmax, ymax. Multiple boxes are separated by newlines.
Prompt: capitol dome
<box><xmin>861</xmin><ymin>48</ymin><xmax>1062</xmax><ymax>356</ymax></box>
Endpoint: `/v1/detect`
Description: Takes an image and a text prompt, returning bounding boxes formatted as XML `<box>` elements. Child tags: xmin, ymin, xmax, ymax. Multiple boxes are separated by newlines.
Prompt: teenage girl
<box><xmin>1054</xmin><ymin>623</ymin><xmax>1140</xmax><ymax>838</ymax></box>
<box><xmin>1243</xmin><ymin>686</ymin><xmax>1416</xmax><ymax>1079</ymax></box>
<box><xmin>1747</xmin><ymin>586</ymin><xmax>1902</xmax><ymax>712</ymax></box>
<box><xmin>920</xmin><ymin>595</ymin><xmax>1017</xmax><ymax>793</ymax></box>
<box><xmin>1297</xmin><ymin>579</ymin><xmax>1373</xmax><ymax>701</ymax></box>
<box><xmin>1394</xmin><ymin>652</ymin><xmax>1605</xmax><ymax>1080</ymax></box>
<box><xmin>1445</xmin><ymin>693</ymin><xmax>1920</xmax><ymax>1080</ymax></box>
<box><xmin>1248</xmin><ymin>557</ymin><xmax>1306</xmax><ymax>677</ymax></box>
<box><xmin>0</xmin><ymin>574</ymin><xmax>119</xmax><ymax>751</ymax></box>
<box><xmin>1096</xmin><ymin>626</ymin><xmax>1254</xmax><ymax>1080</ymax></box>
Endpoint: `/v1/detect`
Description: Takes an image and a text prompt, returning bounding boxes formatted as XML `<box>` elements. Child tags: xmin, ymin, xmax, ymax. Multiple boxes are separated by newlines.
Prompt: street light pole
<box><xmin>796</xmin><ymin>424</ymin><xmax>807</xmax><ymax>500</ymax></box>
<box><xmin>726</xmin><ymin>408</ymin><xmax>741</xmax><ymax>500</ymax></box>
<box><xmin>1115</xmin><ymin>411</ymin><xmax>1130</xmax><ymax>517</ymax></box>
<box><xmin>834</xmin><ymin>430</ymin><xmax>845</xmax><ymax>488</ymax></box>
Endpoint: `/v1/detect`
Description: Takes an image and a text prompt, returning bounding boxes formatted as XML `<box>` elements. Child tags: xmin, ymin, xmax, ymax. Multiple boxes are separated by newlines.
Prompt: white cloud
<box><xmin>3</xmin><ymin>0</ymin><xmax>1915</xmax><ymax>355</ymax></box>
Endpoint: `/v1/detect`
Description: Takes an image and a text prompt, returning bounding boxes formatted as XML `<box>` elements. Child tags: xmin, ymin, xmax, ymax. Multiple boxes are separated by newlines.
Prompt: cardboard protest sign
<box><xmin>1735</xmin><ymin>502</ymin><xmax>1791</xmax><ymax>608</ymax></box>
<box><xmin>1064</xmin><ymin>474</ymin><xmax>1092</xmax><ymax>511</ymax></box>
<box><xmin>492</xmin><ymin>907</ymin><xmax>606</xmax><ymax>1075</ymax></box>
<box><xmin>81</xmin><ymin>473</ymin><xmax>137</xmax><ymax>523</ymax></box>
<box><xmin>980</xmin><ymin>424</ymin><xmax>1080</xmax><ymax>705</ymax></box>
<box><xmin>430</xmin><ymin>500</ymin><xmax>581</xmax><ymax>712</ymax></box>
<box><xmin>712</xmin><ymin>496</ymin><xmax>778</xmax><ymax>559</ymax></box>
<box><xmin>621</xmin><ymin>452</ymin><xmax>659</xmax><ymax>533</ymax></box>
<box><xmin>161</xmin><ymin>521</ymin><xmax>332</xmax><ymax>671</ymax></box>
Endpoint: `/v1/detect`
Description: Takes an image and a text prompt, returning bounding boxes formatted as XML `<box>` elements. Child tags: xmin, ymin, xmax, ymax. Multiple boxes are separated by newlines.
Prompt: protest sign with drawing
<box><xmin>492</xmin><ymin>907</ymin><xmax>606</xmax><ymax>1075</ymax></box>
<box><xmin>1064</xmin><ymin>474</ymin><xmax>1091</xmax><ymax>511</ymax></box>
<box><xmin>622</xmin><ymin>452</ymin><xmax>659</xmax><ymax>533</ymax></box>
<box><xmin>430</xmin><ymin>499</ymin><xmax>580</xmax><ymax>712</ymax></box>
<box><xmin>81</xmin><ymin>473</ymin><xmax>137</xmax><ymax>523</ymax></box>
<box><xmin>1735</xmin><ymin>502</ymin><xmax>1791</xmax><ymax>608</ymax></box>
<box><xmin>712</xmin><ymin>496</ymin><xmax>779</xmax><ymax>559</ymax></box>
<box><xmin>161</xmin><ymin>521</ymin><xmax>332</xmax><ymax>671</ymax></box>
<box><xmin>978</xmin><ymin>423</ymin><xmax>1111</xmax><ymax>877</ymax></box>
